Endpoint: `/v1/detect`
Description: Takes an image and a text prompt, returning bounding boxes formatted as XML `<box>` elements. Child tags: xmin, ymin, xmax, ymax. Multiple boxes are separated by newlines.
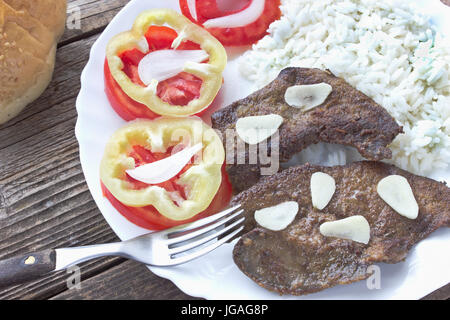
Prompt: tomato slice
<box><xmin>157</xmin><ymin>72</ymin><xmax>203</xmax><ymax>106</ymax></box>
<box><xmin>145</xmin><ymin>25</ymin><xmax>178</xmax><ymax>50</ymax></box>
<box><xmin>179</xmin><ymin>0</ymin><xmax>281</xmax><ymax>46</ymax></box>
<box><xmin>104</xmin><ymin>26</ymin><xmax>207</xmax><ymax>121</ymax></box>
<box><xmin>102</xmin><ymin>151</ymin><xmax>232</xmax><ymax>231</ymax></box>
<box><xmin>120</xmin><ymin>48</ymin><xmax>146</xmax><ymax>66</ymax></box>
<box><xmin>104</xmin><ymin>61</ymin><xmax>158</xmax><ymax>121</ymax></box>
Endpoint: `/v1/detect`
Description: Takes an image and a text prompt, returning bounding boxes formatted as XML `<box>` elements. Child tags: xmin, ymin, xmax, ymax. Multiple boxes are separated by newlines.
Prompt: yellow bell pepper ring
<box><xmin>106</xmin><ymin>9</ymin><xmax>227</xmax><ymax>117</ymax></box>
<box><xmin>100</xmin><ymin>117</ymin><xmax>225</xmax><ymax>221</ymax></box>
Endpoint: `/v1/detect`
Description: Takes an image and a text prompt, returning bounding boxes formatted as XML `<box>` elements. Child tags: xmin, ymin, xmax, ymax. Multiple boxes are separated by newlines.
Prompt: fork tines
<box><xmin>163</xmin><ymin>205</ymin><xmax>244</xmax><ymax>265</ymax></box>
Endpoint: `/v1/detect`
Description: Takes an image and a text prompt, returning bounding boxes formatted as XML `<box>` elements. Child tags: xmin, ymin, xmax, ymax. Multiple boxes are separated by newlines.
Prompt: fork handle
<box><xmin>0</xmin><ymin>249</ymin><xmax>56</xmax><ymax>288</ymax></box>
<box><xmin>0</xmin><ymin>242</ymin><xmax>124</xmax><ymax>288</ymax></box>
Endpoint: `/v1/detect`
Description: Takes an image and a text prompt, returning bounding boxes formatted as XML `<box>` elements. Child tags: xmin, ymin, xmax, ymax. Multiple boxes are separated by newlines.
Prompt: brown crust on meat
<box><xmin>232</xmin><ymin>161</ymin><xmax>450</xmax><ymax>295</ymax></box>
<box><xmin>212</xmin><ymin>68</ymin><xmax>403</xmax><ymax>193</ymax></box>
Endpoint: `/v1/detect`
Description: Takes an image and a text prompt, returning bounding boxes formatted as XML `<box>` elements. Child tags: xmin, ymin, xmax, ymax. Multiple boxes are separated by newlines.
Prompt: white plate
<box><xmin>75</xmin><ymin>0</ymin><xmax>450</xmax><ymax>299</ymax></box>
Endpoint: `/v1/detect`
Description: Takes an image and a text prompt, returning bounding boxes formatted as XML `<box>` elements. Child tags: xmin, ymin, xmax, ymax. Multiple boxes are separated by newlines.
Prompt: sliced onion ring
<box><xmin>137</xmin><ymin>49</ymin><xmax>208</xmax><ymax>85</ymax></box>
<box><xmin>186</xmin><ymin>0</ymin><xmax>197</xmax><ymax>21</ymax></box>
<box><xmin>203</xmin><ymin>0</ymin><xmax>265</xmax><ymax>29</ymax></box>
<box><xmin>126</xmin><ymin>143</ymin><xmax>203</xmax><ymax>185</ymax></box>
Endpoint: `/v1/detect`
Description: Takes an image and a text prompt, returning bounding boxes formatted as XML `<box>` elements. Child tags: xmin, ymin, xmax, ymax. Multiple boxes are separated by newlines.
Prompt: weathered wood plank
<box><xmin>0</xmin><ymin>35</ymin><xmax>97</xmax><ymax>150</ymax></box>
<box><xmin>61</xmin><ymin>0</ymin><xmax>130</xmax><ymax>45</ymax></box>
<box><xmin>0</xmin><ymin>257</ymin><xmax>125</xmax><ymax>300</ymax></box>
<box><xmin>50</xmin><ymin>260</ymin><xmax>198</xmax><ymax>300</ymax></box>
<box><xmin>0</xmin><ymin>31</ymin><xmax>126</xmax><ymax>299</ymax></box>
<box><xmin>422</xmin><ymin>283</ymin><xmax>450</xmax><ymax>300</ymax></box>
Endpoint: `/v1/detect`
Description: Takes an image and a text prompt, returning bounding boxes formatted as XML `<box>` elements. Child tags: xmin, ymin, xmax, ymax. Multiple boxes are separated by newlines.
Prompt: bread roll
<box><xmin>0</xmin><ymin>0</ymin><xmax>67</xmax><ymax>124</ymax></box>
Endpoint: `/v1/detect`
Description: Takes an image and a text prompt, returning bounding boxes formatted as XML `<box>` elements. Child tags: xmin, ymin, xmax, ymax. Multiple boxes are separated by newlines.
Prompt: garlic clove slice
<box><xmin>285</xmin><ymin>83</ymin><xmax>332</xmax><ymax>110</ymax></box>
<box><xmin>320</xmin><ymin>215</ymin><xmax>371</xmax><ymax>244</ymax></box>
<box><xmin>254</xmin><ymin>201</ymin><xmax>299</xmax><ymax>231</ymax></box>
<box><xmin>235</xmin><ymin>114</ymin><xmax>283</xmax><ymax>145</ymax></box>
<box><xmin>311</xmin><ymin>172</ymin><xmax>336</xmax><ymax>210</ymax></box>
<box><xmin>377</xmin><ymin>175</ymin><xmax>419</xmax><ymax>219</ymax></box>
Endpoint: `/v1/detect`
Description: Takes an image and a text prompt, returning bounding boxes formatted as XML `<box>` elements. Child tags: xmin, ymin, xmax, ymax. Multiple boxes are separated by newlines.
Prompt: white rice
<box><xmin>239</xmin><ymin>0</ymin><xmax>450</xmax><ymax>175</ymax></box>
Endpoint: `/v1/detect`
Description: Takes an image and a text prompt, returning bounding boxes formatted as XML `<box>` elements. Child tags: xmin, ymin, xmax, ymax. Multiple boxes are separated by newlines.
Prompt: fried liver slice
<box><xmin>212</xmin><ymin>68</ymin><xmax>403</xmax><ymax>193</ymax></box>
<box><xmin>232</xmin><ymin>161</ymin><xmax>450</xmax><ymax>295</ymax></box>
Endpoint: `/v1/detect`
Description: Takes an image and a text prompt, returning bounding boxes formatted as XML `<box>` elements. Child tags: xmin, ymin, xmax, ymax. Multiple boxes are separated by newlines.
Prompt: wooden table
<box><xmin>0</xmin><ymin>0</ymin><xmax>448</xmax><ymax>300</ymax></box>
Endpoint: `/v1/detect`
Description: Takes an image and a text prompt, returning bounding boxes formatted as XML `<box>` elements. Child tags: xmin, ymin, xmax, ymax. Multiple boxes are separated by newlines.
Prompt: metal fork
<box><xmin>0</xmin><ymin>205</ymin><xmax>244</xmax><ymax>288</ymax></box>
